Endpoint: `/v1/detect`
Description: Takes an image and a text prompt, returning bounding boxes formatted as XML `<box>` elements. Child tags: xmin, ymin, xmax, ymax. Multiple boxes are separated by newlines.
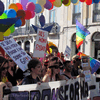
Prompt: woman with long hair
<box><xmin>42</xmin><ymin>56</ymin><xmax>61</xmax><ymax>82</ymax></box>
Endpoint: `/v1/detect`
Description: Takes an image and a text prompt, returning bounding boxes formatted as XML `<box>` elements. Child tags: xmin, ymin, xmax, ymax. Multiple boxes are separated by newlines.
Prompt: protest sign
<box><xmin>0</xmin><ymin>38</ymin><xmax>31</xmax><ymax>71</ymax></box>
<box><xmin>64</xmin><ymin>46</ymin><xmax>71</xmax><ymax>58</ymax></box>
<box><xmin>3</xmin><ymin>75</ymin><xmax>100</xmax><ymax>100</ymax></box>
<box><xmin>4</xmin><ymin>35</ymin><xmax>13</xmax><ymax>40</ymax></box>
<box><xmin>33</xmin><ymin>29</ymin><xmax>48</xmax><ymax>57</ymax></box>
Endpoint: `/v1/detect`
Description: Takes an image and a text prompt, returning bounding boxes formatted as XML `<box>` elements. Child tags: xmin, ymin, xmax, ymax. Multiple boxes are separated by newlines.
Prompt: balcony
<box><xmin>72</xmin><ymin>13</ymin><xmax>81</xmax><ymax>24</ymax></box>
<box><xmin>93</xmin><ymin>10</ymin><xmax>100</xmax><ymax>22</ymax></box>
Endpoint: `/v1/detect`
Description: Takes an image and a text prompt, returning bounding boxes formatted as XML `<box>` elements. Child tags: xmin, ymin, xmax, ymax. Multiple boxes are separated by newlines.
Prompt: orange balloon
<box><xmin>16</xmin><ymin>3</ymin><xmax>23</xmax><ymax>10</ymax></box>
<box><xmin>8</xmin><ymin>3</ymin><xmax>18</xmax><ymax>12</ymax></box>
<box><xmin>21</xmin><ymin>18</ymin><xmax>25</xmax><ymax>26</ymax></box>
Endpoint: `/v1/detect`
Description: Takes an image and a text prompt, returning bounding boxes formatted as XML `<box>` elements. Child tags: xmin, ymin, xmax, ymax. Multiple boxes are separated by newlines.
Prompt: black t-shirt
<box><xmin>96</xmin><ymin>68</ymin><xmax>100</xmax><ymax>74</ymax></box>
<box><xmin>7</xmin><ymin>71</ymin><xmax>17</xmax><ymax>86</ymax></box>
<box><xmin>21</xmin><ymin>75</ymin><xmax>40</xmax><ymax>85</ymax></box>
<box><xmin>71</xmin><ymin>66</ymin><xmax>82</xmax><ymax>77</ymax></box>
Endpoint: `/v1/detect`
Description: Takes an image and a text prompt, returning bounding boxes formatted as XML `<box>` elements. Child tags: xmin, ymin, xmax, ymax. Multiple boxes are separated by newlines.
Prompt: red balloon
<box><xmin>49</xmin><ymin>0</ymin><xmax>55</xmax><ymax>2</ymax></box>
<box><xmin>86</xmin><ymin>0</ymin><xmax>92</xmax><ymax>5</ymax></box>
<box><xmin>25</xmin><ymin>10</ymin><xmax>32</xmax><ymax>20</ymax></box>
<box><xmin>21</xmin><ymin>18</ymin><xmax>25</xmax><ymax>26</ymax></box>
<box><xmin>79</xmin><ymin>0</ymin><xmax>85</xmax><ymax>2</ymax></box>
<box><xmin>16</xmin><ymin>3</ymin><xmax>23</xmax><ymax>10</ymax></box>
<box><xmin>49</xmin><ymin>3</ymin><xmax>53</xmax><ymax>10</ymax></box>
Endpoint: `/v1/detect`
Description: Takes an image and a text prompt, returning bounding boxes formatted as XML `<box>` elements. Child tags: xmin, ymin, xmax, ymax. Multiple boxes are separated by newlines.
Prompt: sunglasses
<box><xmin>2</xmin><ymin>66</ymin><xmax>9</xmax><ymax>71</ymax></box>
<box><xmin>9</xmin><ymin>60</ymin><xmax>13</xmax><ymax>62</ymax></box>
<box><xmin>68</xmin><ymin>65</ymin><xmax>73</xmax><ymax>68</ymax></box>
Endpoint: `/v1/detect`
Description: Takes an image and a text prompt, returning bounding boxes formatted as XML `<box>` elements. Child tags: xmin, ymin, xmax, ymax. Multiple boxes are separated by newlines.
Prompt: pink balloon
<box><xmin>26</xmin><ymin>2</ymin><xmax>35</xmax><ymax>11</ymax></box>
<box><xmin>31</xmin><ymin>11</ymin><xmax>35</xmax><ymax>18</ymax></box>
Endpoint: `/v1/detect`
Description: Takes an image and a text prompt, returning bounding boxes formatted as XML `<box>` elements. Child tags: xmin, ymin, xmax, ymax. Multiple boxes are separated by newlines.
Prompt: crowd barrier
<box><xmin>3</xmin><ymin>74</ymin><xmax>100</xmax><ymax>100</ymax></box>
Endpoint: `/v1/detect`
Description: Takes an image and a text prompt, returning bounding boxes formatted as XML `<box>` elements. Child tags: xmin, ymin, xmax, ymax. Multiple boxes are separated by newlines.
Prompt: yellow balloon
<box><xmin>53</xmin><ymin>0</ymin><xmax>62</xmax><ymax>7</ymax></box>
<box><xmin>8</xmin><ymin>3</ymin><xmax>18</xmax><ymax>12</ymax></box>
<box><xmin>3</xmin><ymin>28</ymin><xmax>11</xmax><ymax>36</ymax></box>
<box><xmin>64</xmin><ymin>0</ymin><xmax>71</xmax><ymax>6</ymax></box>
<box><xmin>40</xmin><ymin>6</ymin><xmax>44</xmax><ymax>13</ymax></box>
<box><xmin>74</xmin><ymin>0</ymin><xmax>79</xmax><ymax>5</ymax></box>
<box><xmin>38</xmin><ymin>0</ymin><xmax>46</xmax><ymax>6</ymax></box>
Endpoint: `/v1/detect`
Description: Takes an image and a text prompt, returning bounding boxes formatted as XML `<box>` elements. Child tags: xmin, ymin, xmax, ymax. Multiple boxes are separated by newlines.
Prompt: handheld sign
<box><xmin>33</xmin><ymin>29</ymin><xmax>48</xmax><ymax>57</ymax></box>
<box><xmin>81</xmin><ymin>56</ymin><xmax>92</xmax><ymax>82</ymax></box>
<box><xmin>64</xmin><ymin>45</ymin><xmax>71</xmax><ymax>58</ymax></box>
<box><xmin>0</xmin><ymin>38</ymin><xmax>32</xmax><ymax>71</ymax></box>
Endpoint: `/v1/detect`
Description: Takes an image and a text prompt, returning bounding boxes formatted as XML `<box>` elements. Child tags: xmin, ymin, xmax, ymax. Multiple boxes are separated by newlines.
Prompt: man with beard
<box><xmin>61</xmin><ymin>61</ymin><xmax>73</xmax><ymax>80</ymax></box>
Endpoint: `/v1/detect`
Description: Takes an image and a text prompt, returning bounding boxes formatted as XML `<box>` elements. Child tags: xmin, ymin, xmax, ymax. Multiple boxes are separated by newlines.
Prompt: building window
<box><xmin>72</xmin><ymin>1</ymin><xmax>82</xmax><ymax>24</ymax></box>
<box><xmin>13</xmin><ymin>0</ymin><xmax>16</xmax><ymax>3</ymax></box>
<box><xmin>71</xmin><ymin>33</ymin><xmax>80</xmax><ymax>57</ymax></box>
<box><xmin>26</xmin><ymin>20</ymin><xmax>30</xmax><ymax>31</ymax></box>
<box><xmin>50</xmin><ymin>7</ymin><xmax>55</xmax><ymax>23</ymax></box>
<box><xmin>35</xmin><ymin>14</ymin><xmax>40</xmax><ymax>26</ymax></box>
<box><xmin>93</xmin><ymin>4</ymin><xmax>100</xmax><ymax>22</ymax></box>
<box><xmin>7</xmin><ymin>0</ymin><xmax>10</xmax><ymax>9</ymax></box>
<box><xmin>17</xmin><ymin>41</ymin><xmax>21</xmax><ymax>47</ymax></box>
<box><xmin>25</xmin><ymin>41</ymin><xmax>30</xmax><ymax>52</ymax></box>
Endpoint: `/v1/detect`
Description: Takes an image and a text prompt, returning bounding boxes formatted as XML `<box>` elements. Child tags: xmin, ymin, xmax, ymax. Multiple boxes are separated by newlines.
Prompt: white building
<box><xmin>3</xmin><ymin>0</ymin><xmax>100</xmax><ymax>59</ymax></box>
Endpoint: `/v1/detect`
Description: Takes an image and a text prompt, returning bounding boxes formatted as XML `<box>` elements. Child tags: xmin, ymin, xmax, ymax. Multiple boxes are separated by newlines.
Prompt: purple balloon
<box><xmin>39</xmin><ymin>15</ymin><xmax>45</xmax><ymax>27</ymax></box>
<box><xmin>44</xmin><ymin>0</ymin><xmax>52</xmax><ymax>9</ymax></box>
<box><xmin>20</xmin><ymin>0</ymin><xmax>28</xmax><ymax>10</ymax></box>
<box><xmin>0</xmin><ymin>1</ymin><xmax>4</xmax><ymax>16</ymax></box>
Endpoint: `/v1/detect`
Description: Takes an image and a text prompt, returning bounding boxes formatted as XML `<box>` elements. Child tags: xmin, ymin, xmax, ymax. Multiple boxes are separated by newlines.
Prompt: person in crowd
<box><xmin>96</xmin><ymin>55</ymin><xmax>100</xmax><ymax>74</ymax></box>
<box><xmin>61</xmin><ymin>61</ymin><xmax>73</xmax><ymax>80</ymax></box>
<box><xmin>42</xmin><ymin>56</ymin><xmax>61</xmax><ymax>82</ymax></box>
<box><xmin>71</xmin><ymin>55</ymin><xmax>84</xmax><ymax>78</ymax></box>
<box><xmin>0</xmin><ymin>56</ymin><xmax>12</xmax><ymax>99</ymax></box>
<box><xmin>60</xmin><ymin>52</ymin><xmax>65</xmax><ymax>62</ymax></box>
<box><xmin>7</xmin><ymin>58</ymin><xmax>17</xmax><ymax>86</ymax></box>
<box><xmin>22</xmin><ymin>58</ymin><xmax>42</xmax><ymax>85</ymax></box>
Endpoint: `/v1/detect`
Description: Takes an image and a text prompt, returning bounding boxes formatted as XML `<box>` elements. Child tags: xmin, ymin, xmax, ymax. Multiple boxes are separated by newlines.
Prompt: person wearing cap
<box><xmin>61</xmin><ymin>61</ymin><xmax>73</xmax><ymax>80</ymax></box>
<box><xmin>42</xmin><ymin>56</ymin><xmax>60</xmax><ymax>82</ymax></box>
<box><xmin>71</xmin><ymin>55</ymin><xmax>83</xmax><ymax>77</ymax></box>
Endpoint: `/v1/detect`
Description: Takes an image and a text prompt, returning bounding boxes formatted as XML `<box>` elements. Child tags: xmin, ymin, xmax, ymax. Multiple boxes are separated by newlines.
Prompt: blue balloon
<box><xmin>39</xmin><ymin>15</ymin><xmax>45</xmax><ymax>27</ymax></box>
<box><xmin>93</xmin><ymin>0</ymin><xmax>99</xmax><ymax>3</ymax></box>
<box><xmin>6</xmin><ymin>9</ymin><xmax>17</xmax><ymax>18</ymax></box>
<box><xmin>4</xmin><ymin>10</ymin><xmax>8</xmax><ymax>14</ymax></box>
<box><xmin>0</xmin><ymin>1</ymin><xmax>4</xmax><ymax>16</ymax></box>
<box><xmin>15</xmin><ymin>19</ymin><xmax>22</xmax><ymax>27</ymax></box>
<box><xmin>71</xmin><ymin>0</ymin><xmax>78</xmax><ymax>4</ymax></box>
<box><xmin>34</xmin><ymin>4</ymin><xmax>42</xmax><ymax>13</ymax></box>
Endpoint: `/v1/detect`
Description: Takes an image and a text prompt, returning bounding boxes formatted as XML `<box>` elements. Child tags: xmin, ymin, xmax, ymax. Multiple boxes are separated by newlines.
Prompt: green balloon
<box><xmin>0</xmin><ymin>13</ymin><xmax>7</xmax><ymax>19</ymax></box>
<box><xmin>10</xmin><ymin>24</ymin><xmax>15</xmax><ymax>33</ymax></box>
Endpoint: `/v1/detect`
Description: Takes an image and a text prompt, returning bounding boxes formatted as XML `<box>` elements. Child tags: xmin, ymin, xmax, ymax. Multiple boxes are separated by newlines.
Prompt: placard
<box><xmin>0</xmin><ymin>38</ymin><xmax>32</xmax><ymax>71</ymax></box>
<box><xmin>64</xmin><ymin>45</ymin><xmax>71</xmax><ymax>58</ymax></box>
<box><xmin>33</xmin><ymin>29</ymin><xmax>48</xmax><ymax>57</ymax></box>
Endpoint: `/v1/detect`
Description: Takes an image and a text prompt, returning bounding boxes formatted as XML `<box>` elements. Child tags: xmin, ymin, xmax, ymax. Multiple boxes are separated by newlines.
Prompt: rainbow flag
<box><xmin>77</xmin><ymin>52</ymin><xmax>100</xmax><ymax>74</ymax></box>
<box><xmin>76</xmin><ymin>20</ymin><xmax>90</xmax><ymax>49</ymax></box>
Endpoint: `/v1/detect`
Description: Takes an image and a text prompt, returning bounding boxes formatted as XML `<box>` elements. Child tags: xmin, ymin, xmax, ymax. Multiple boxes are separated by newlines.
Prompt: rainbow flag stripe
<box><xmin>77</xmin><ymin>52</ymin><xmax>100</xmax><ymax>74</ymax></box>
<box><xmin>76</xmin><ymin>20</ymin><xmax>90</xmax><ymax>49</ymax></box>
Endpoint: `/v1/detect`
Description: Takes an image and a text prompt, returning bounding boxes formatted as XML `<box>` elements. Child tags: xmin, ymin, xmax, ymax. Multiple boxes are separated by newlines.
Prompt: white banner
<box><xmin>64</xmin><ymin>46</ymin><xmax>71</xmax><ymax>58</ymax></box>
<box><xmin>33</xmin><ymin>29</ymin><xmax>48</xmax><ymax>57</ymax></box>
<box><xmin>3</xmin><ymin>75</ymin><xmax>100</xmax><ymax>100</ymax></box>
<box><xmin>0</xmin><ymin>38</ymin><xmax>32</xmax><ymax>71</ymax></box>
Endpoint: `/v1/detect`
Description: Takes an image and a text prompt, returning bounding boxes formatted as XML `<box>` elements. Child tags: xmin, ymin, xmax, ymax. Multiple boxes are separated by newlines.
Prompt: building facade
<box><xmin>4</xmin><ymin>0</ymin><xmax>100</xmax><ymax>59</ymax></box>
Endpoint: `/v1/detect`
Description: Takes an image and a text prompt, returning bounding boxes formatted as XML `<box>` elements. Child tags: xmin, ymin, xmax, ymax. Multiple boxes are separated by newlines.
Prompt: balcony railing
<box><xmin>93</xmin><ymin>10</ymin><xmax>100</xmax><ymax>22</ymax></box>
<box><xmin>72</xmin><ymin>13</ymin><xmax>81</xmax><ymax>24</ymax></box>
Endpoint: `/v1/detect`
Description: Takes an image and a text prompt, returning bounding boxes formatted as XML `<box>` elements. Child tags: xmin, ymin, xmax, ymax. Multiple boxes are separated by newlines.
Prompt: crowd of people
<box><xmin>0</xmin><ymin>50</ymin><xmax>99</xmax><ymax>99</ymax></box>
